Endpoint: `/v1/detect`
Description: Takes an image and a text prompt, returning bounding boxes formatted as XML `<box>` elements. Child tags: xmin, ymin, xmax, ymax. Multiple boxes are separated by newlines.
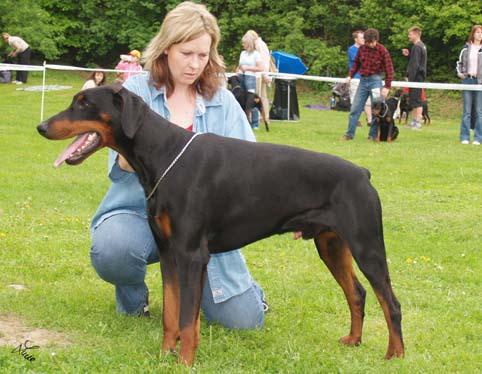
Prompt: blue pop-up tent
<box><xmin>271</xmin><ymin>51</ymin><xmax>308</xmax><ymax>75</ymax></box>
<box><xmin>269</xmin><ymin>51</ymin><xmax>306</xmax><ymax>120</ymax></box>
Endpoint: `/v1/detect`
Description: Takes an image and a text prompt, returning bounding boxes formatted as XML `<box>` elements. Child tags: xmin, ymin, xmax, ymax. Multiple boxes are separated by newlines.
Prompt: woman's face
<box><xmin>473</xmin><ymin>28</ymin><xmax>482</xmax><ymax>43</ymax></box>
<box><xmin>165</xmin><ymin>33</ymin><xmax>212</xmax><ymax>88</ymax></box>
<box><xmin>94</xmin><ymin>72</ymin><xmax>104</xmax><ymax>84</ymax></box>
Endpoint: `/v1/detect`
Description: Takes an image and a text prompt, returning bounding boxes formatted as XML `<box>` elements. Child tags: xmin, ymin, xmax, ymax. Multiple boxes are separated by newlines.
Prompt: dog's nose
<box><xmin>37</xmin><ymin>122</ymin><xmax>48</xmax><ymax>136</ymax></box>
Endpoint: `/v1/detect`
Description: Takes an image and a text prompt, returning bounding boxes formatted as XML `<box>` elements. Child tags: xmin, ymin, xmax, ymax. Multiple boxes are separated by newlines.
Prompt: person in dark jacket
<box><xmin>402</xmin><ymin>26</ymin><xmax>427</xmax><ymax>130</ymax></box>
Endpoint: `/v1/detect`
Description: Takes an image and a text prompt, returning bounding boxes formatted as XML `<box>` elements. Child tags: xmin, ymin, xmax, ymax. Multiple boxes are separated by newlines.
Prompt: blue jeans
<box><xmin>239</xmin><ymin>73</ymin><xmax>259</xmax><ymax>128</ymax></box>
<box><xmin>460</xmin><ymin>77</ymin><xmax>482</xmax><ymax>142</ymax></box>
<box><xmin>345</xmin><ymin>75</ymin><xmax>382</xmax><ymax>139</ymax></box>
<box><xmin>90</xmin><ymin>213</ymin><xmax>265</xmax><ymax>329</ymax></box>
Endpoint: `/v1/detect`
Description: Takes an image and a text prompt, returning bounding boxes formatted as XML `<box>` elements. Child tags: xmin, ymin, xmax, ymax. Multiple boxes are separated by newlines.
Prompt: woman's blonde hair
<box><xmin>142</xmin><ymin>1</ymin><xmax>225</xmax><ymax>99</ymax></box>
<box><xmin>242</xmin><ymin>30</ymin><xmax>258</xmax><ymax>52</ymax></box>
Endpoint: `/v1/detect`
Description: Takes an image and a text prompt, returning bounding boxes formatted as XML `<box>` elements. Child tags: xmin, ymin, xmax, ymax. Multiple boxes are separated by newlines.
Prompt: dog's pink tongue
<box><xmin>54</xmin><ymin>133</ymin><xmax>89</xmax><ymax>167</ymax></box>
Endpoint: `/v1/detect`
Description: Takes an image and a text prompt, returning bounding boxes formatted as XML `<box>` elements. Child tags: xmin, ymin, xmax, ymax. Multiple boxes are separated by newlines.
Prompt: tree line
<box><xmin>1</xmin><ymin>0</ymin><xmax>481</xmax><ymax>81</ymax></box>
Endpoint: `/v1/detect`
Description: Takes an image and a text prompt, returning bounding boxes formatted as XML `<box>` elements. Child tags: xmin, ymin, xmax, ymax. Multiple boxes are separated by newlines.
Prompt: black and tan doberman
<box><xmin>227</xmin><ymin>75</ymin><xmax>270</xmax><ymax>131</ymax></box>
<box><xmin>37</xmin><ymin>85</ymin><xmax>404</xmax><ymax>366</ymax></box>
<box><xmin>371</xmin><ymin>98</ymin><xmax>400</xmax><ymax>142</ymax></box>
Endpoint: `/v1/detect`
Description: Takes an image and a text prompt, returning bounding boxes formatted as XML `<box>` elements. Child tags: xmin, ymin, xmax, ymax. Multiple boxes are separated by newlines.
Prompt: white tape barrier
<box><xmin>1</xmin><ymin>62</ymin><xmax>481</xmax><ymax>91</ymax></box>
<box><xmin>0</xmin><ymin>63</ymin><xmax>44</xmax><ymax>71</ymax></box>
<box><xmin>2</xmin><ymin>63</ymin><xmax>481</xmax><ymax>90</ymax></box>
<box><xmin>265</xmin><ymin>72</ymin><xmax>482</xmax><ymax>91</ymax></box>
<box><xmin>0</xmin><ymin>63</ymin><xmax>146</xmax><ymax>74</ymax></box>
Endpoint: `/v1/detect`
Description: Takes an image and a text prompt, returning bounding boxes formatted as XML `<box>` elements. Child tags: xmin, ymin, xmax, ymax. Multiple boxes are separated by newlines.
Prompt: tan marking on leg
<box><xmin>316</xmin><ymin>232</ymin><xmax>364</xmax><ymax>346</ymax></box>
<box><xmin>178</xmin><ymin>321</ymin><xmax>198</xmax><ymax>366</ymax></box>
<box><xmin>162</xmin><ymin>281</ymin><xmax>180</xmax><ymax>353</ymax></box>
<box><xmin>374</xmin><ymin>290</ymin><xmax>404</xmax><ymax>359</ymax></box>
<box><xmin>155</xmin><ymin>211</ymin><xmax>172</xmax><ymax>239</ymax></box>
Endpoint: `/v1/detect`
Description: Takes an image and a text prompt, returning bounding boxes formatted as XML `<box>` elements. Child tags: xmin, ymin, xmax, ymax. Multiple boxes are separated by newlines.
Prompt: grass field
<box><xmin>0</xmin><ymin>71</ymin><xmax>480</xmax><ymax>373</ymax></box>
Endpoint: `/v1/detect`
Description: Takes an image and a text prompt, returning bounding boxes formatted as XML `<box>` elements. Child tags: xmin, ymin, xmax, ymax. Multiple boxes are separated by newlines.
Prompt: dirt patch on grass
<box><xmin>0</xmin><ymin>314</ymin><xmax>71</xmax><ymax>348</ymax></box>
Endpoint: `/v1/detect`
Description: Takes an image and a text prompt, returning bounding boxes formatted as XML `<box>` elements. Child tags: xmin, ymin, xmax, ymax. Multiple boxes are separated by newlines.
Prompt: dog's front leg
<box><xmin>160</xmin><ymin>251</ymin><xmax>181</xmax><ymax>353</ymax></box>
<box><xmin>150</xmin><ymin>213</ymin><xmax>181</xmax><ymax>353</ymax></box>
<box><xmin>376</xmin><ymin>119</ymin><xmax>381</xmax><ymax>142</ymax></box>
<box><xmin>387</xmin><ymin>119</ymin><xmax>394</xmax><ymax>143</ymax></box>
<box><xmin>176</xmin><ymin>239</ymin><xmax>209</xmax><ymax>366</ymax></box>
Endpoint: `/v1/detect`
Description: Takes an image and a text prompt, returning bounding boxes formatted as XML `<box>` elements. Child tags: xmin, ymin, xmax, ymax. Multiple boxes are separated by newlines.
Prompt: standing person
<box><xmin>114</xmin><ymin>50</ymin><xmax>143</xmax><ymax>83</ymax></box>
<box><xmin>402</xmin><ymin>26</ymin><xmax>427</xmax><ymax>130</ymax></box>
<box><xmin>90</xmin><ymin>1</ymin><xmax>267</xmax><ymax>329</ymax></box>
<box><xmin>81</xmin><ymin>70</ymin><xmax>106</xmax><ymax>90</ymax></box>
<box><xmin>1</xmin><ymin>32</ymin><xmax>31</xmax><ymax>84</ymax></box>
<box><xmin>456</xmin><ymin>25</ymin><xmax>482</xmax><ymax>145</ymax></box>
<box><xmin>252</xmin><ymin>30</ymin><xmax>272</xmax><ymax>122</ymax></box>
<box><xmin>237</xmin><ymin>30</ymin><xmax>264</xmax><ymax>129</ymax></box>
<box><xmin>342</xmin><ymin>28</ymin><xmax>394</xmax><ymax>141</ymax></box>
<box><xmin>348</xmin><ymin>30</ymin><xmax>372</xmax><ymax>127</ymax></box>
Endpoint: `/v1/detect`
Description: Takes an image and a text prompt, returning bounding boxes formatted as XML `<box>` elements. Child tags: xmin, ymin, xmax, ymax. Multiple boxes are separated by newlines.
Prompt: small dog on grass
<box><xmin>398</xmin><ymin>88</ymin><xmax>431</xmax><ymax>125</ymax></box>
<box><xmin>227</xmin><ymin>75</ymin><xmax>269</xmax><ymax>131</ymax></box>
<box><xmin>371</xmin><ymin>98</ymin><xmax>400</xmax><ymax>143</ymax></box>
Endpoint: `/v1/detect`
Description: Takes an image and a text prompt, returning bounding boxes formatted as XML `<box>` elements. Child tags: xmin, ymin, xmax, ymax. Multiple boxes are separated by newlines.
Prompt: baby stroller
<box><xmin>330</xmin><ymin>82</ymin><xmax>351</xmax><ymax>111</ymax></box>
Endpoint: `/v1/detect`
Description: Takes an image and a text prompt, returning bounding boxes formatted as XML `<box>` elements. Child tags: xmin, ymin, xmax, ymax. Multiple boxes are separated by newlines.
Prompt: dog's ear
<box><xmin>113</xmin><ymin>87</ymin><xmax>146</xmax><ymax>139</ymax></box>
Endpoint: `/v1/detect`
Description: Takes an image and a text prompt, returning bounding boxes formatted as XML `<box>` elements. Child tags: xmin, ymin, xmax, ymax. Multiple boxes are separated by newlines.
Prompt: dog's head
<box><xmin>400</xmin><ymin>93</ymin><xmax>410</xmax><ymax>108</ymax></box>
<box><xmin>37</xmin><ymin>85</ymin><xmax>146</xmax><ymax>167</ymax></box>
<box><xmin>371</xmin><ymin>100</ymin><xmax>385</xmax><ymax>118</ymax></box>
<box><xmin>227</xmin><ymin>75</ymin><xmax>241</xmax><ymax>90</ymax></box>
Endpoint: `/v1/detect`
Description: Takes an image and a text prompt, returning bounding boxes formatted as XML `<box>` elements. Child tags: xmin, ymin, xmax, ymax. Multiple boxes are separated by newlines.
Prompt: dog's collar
<box><xmin>146</xmin><ymin>132</ymin><xmax>202</xmax><ymax>200</ymax></box>
<box><xmin>379</xmin><ymin>102</ymin><xmax>389</xmax><ymax>118</ymax></box>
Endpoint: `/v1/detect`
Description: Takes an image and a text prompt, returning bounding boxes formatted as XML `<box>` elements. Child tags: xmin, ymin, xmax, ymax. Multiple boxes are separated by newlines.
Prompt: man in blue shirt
<box><xmin>347</xmin><ymin>30</ymin><xmax>372</xmax><ymax>127</ymax></box>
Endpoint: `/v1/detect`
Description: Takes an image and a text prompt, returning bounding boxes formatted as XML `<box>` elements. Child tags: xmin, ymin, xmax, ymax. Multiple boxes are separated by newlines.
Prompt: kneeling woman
<box><xmin>90</xmin><ymin>1</ymin><xmax>266</xmax><ymax>328</ymax></box>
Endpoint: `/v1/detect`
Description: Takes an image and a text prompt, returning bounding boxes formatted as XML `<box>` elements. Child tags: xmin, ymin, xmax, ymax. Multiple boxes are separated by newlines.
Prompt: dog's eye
<box><xmin>77</xmin><ymin>99</ymin><xmax>91</xmax><ymax>109</ymax></box>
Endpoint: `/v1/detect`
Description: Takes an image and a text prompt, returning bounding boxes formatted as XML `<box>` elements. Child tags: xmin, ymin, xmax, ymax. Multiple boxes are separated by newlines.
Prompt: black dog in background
<box><xmin>371</xmin><ymin>97</ymin><xmax>400</xmax><ymax>142</ymax></box>
<box><xmin>227</xmin><ymin>75</ymin><xmax>269</xmax><ymax>131</ymax></box>
<box><xmin>398</xmin><ymin>89</ymin><xmax>431</xmax><ymax>125</ymax></box>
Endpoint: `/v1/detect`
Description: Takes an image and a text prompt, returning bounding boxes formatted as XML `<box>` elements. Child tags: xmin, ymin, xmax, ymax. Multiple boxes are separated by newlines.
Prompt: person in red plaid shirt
<box><xmin>343</xmin><ymin>28</ymin><xmax>395</xmax><ymax>140</ymax></box>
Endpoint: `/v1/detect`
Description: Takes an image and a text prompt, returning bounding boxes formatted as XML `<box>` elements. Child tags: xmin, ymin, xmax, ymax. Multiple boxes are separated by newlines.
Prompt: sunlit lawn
<box><xmin>0</xmin><ymin>71</ymin><xmax>480</xmax><ymax>372</ymax></box>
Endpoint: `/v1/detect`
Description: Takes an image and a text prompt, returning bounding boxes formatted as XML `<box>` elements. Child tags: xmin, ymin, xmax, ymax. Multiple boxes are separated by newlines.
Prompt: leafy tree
<box><xmin>0</xmin><ymin>0</ymin><xmax>62</xmax><ymax>60</ymax></box>
<box><xmin>350</xmin><ymin>0</ymin><xmax>482</xmax><ymax>81</ymax></box>
<box><xmin>3</xmin><ymin>0</ymin><xmax>480</xmax><ymax>82</ymax></box>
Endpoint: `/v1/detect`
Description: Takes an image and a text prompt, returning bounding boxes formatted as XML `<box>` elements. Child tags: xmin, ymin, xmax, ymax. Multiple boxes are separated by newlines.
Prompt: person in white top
<box><xmin>81</xmin><ymin>70</ymin><xmax>107</xmax><ymax>91</ymax></box>
<box><xmin>252</xmin><ymin>31</ymin><xmax>272</xmax><ymax>125</ymax></box>
<box><xmin>2</xmin><ymin>32</ymin><xmax>31</xmax><ymax>84</ymax></box>
<box><xmin>237</xmin><ymin>30</ymin><xmax>264</xmax><ymax>129</ymax></box>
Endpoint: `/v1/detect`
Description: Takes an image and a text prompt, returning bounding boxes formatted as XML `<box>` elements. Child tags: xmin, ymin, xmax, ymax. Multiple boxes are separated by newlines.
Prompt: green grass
<box><xmin>0</xmin><ymin>71</ymin><xmax>481</xmax><ymax>373</ymax></box>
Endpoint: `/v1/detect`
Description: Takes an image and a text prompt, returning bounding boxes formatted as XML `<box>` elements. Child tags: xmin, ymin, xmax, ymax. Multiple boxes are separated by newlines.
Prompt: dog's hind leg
<box><xmin>339</xmin><ymin>202</ymin><xmax>404</xmax><ymax>359</ymax></box>
<box><xmin>351</xmin><ymin>239</ymin><xmax>404</xmax><ymax>359</ymax></box>
<box><xmin>314</xmin><ymin>231</ymin><xmax>366</xmax><ymax>346</ymax></box>
<box><xmin>256</xmin><ymin>97</ymin><xmax>270</xmax><ymax>132</ymax></box>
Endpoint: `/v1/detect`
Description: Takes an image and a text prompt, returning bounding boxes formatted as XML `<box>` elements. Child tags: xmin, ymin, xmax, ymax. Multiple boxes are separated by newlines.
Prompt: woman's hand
<box><xmin>117</xmin><ymin>154</ymin><xmax>134</xmax><ymax>172</ymax></box>
<box><xmin>458</xmin><ymin>73</ymin><xmax>465</xmax><ymax>80</ymax></box>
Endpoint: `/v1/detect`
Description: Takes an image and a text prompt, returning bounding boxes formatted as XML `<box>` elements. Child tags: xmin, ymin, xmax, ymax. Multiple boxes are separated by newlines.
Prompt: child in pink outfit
<box><xmin>115</xmin><ymin>50</ymin><xmax>143</xmax><ymax>83</ymax></box>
